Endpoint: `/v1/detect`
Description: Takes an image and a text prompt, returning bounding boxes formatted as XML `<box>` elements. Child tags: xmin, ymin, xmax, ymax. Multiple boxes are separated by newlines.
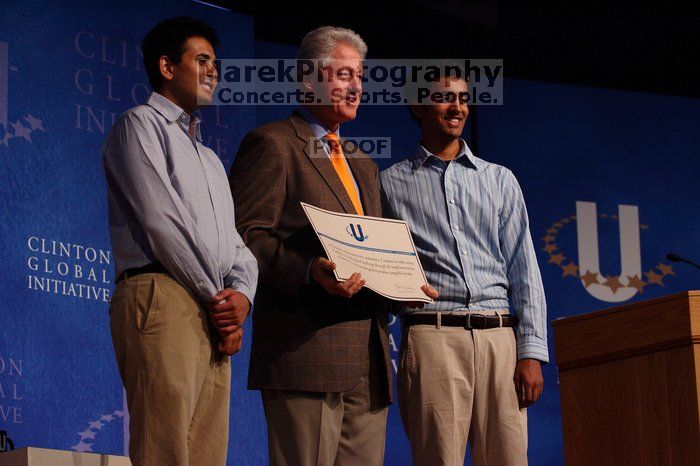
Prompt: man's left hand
<box><xmin>404</xmin><ymin>284</ymin><xmax>440</xmax><ymax>309</ymax></box>
<box><xmin>210</xmin><ymin>288</ymin><xmax>251</xmax><ymax>335</ymax></box>
<box><xmin>513</xmin><ymin>358</ymin><xmax>544</xmax><ymax>408</ymax></box>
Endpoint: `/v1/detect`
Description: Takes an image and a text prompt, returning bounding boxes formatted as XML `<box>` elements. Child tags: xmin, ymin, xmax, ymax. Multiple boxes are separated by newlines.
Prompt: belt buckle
<box><xmin>466</xmin><ymin>313</ymin><xmax>486</xmax><ymax>329</ymax></box>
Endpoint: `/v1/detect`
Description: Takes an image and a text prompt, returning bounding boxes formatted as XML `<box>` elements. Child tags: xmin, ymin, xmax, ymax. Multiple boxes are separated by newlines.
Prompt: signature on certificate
<box><xmin>395</xmin><ymin>283</ymin><xmax>415</xmax><ymax>291</ymax></box>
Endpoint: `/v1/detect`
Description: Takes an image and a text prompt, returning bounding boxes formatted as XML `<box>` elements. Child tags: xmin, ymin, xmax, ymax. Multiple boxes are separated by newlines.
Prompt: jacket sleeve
<box><xmin>229</xmin><ymin>129</ymin><xmax>313</xmax><ymax>300</ymax></box>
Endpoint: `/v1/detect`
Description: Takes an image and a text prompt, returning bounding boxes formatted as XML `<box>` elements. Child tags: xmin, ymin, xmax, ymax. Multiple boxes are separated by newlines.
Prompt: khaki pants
<box><xmin>109</xmin><ymin>273</ymin><xmax>231</xmax><ymax>466</ymax></box>
<box><xmin>398</xmin><ymin>312</ymin><xmax>528</xmax><ymax>466</ymax></box>
<box><xmin>261</xmin><ymin>374</ymin><xmax>388</xmax><ymax>466</ymax></box>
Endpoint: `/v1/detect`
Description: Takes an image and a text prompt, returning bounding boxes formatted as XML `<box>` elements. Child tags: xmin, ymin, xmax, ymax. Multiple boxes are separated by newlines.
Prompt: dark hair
<box><xmin>406</xmin><ymin>60</ymin><xmax>468</xmax><ymax>124</ymax></box>
<box><xmin>141</xmin><ymin>16</ymin><xmax>220</xmax><ymax>91</ymax></box>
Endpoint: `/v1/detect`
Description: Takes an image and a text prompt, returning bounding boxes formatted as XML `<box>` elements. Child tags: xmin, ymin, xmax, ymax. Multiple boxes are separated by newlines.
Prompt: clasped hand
<box><xmin>209</xmin><ymin>288</ymin><xmax>250</xmax><ymax>355</ymax></box>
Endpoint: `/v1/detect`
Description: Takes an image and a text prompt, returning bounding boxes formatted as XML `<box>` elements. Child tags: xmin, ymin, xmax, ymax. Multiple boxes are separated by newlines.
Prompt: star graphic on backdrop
<box><xmin>656</xmin><ymin>262</ymin><xmax>675</xmax><ymax>276</ymax></box>
<box><xmin>10</xmin><ymin>120</ymin><xmax>31</xmax><ymax>142</ymax></box>
<box><xmin>100</xmin><ymin>414</ymin><xmax>114</xmax><ymax>422</ymax></box>
<box><xmin>71</xmin><ymin>441</ymin><xmax>93</xmax><ymax>453</ymax></box>
<box><xmin>542</xmin><ymin>243</ymin><xmax>558</xmax><ymax>253</ymax></box>
<box><xmin>580</xmin><ymin>270</ymin><xmax>599</xmax><ymax>287</ymax></box>
<box><xmin>561</xmin><ymin>262</ymin><xmax>579</xmax><ymax>277</ymax></box>
<box><xmin>626</xmin><ymin>275</ymin><xmax>647</xmax><ymax>294</ymax></box>
<box><xmin>88</xmin><ymin>421</ymin><xmax>103</xmax><ymax>430</ymax></box>
<box><xmin>78</xmin><ymin>429</ymin><xmax>97</xmax><ymax>440</ymax></box>
<box><xmin>603</xmin><ymin>275</ymin><xmax>623</xmax><ymax>293</ymax></box>
<box><xmin>538</xmin><ymin>213</ymin><xmax>676</xmax><ymax>292</ymax></box>
<box><xmin>548</xmin><ymin>253</ymin><xmax>566</xmax><ymax>265</ymax></box>
<box><xmin>24</xmin><ymin>114</ymin><xmax>46</xmax><ymax>132</ymax></box>
<box><xmin>113</xmin><ymin>410</ymin><xmax>125</xmax><ymax>417</ymax></box>
<box><xmin>644</xmin><ymin>269</ymin><xmax>665</xmax><ymax>287</ymax></box>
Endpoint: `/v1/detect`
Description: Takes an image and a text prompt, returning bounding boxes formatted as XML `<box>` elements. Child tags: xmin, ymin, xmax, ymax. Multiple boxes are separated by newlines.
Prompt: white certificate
<box><xmin>301</xmin><ymin>202</ymin><xmax>433</xmax><ymax>303</ymax></box>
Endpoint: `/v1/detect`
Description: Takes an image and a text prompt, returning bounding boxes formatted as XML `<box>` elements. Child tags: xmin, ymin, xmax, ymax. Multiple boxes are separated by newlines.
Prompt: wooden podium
<box><xmin>553</xmin><ymin>290</ymin><xmax>700</xmax><ymax>466</ymax></box>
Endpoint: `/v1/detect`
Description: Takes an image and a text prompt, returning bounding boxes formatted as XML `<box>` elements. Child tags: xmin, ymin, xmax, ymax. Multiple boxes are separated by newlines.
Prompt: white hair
<box><xmin>297</xmin><ymin>26</ymin><xmax>368</xmax><ymax>62</ymax></box>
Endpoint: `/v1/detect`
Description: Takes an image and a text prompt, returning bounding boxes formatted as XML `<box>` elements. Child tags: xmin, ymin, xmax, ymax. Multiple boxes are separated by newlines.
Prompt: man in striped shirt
<box><xmin>380</xmin><ymin>71</ymin><xmax>548</xmax><ymax>466</ymax></box>
<box><xmin>103</xmin><ymin>17</ymin><xmax>258</xmax><ymax>466</ymax></box>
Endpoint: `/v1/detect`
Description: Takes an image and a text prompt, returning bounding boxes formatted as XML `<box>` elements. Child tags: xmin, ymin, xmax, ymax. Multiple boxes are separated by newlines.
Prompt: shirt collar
<box><xmin>147</xmin><ymin>91</ymin><xmax>203</xmax><ymax>142</ymax></box>
<box><xmin>412</xmin><ymin>138</ymin><xmax>479</xmax><ymax>171</ymax></box>
<box><xmin>297</xmin><ymin>106</ymin><xmax>340</xmax><ymax>140</ymax></box>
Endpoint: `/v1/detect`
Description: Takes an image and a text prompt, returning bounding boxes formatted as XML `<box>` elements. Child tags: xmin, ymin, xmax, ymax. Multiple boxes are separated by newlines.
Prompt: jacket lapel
<box><xmin>289</xmin><ymin>111</ymin><xmax>358</xmax><ymax>215</ymax></box>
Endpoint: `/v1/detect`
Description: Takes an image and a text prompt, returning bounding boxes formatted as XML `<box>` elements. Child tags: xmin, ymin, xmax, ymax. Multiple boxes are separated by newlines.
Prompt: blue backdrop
<box><xmin>1</xmin><ymin>2</ymin><xmax>699</xmax><ymax>465</ymax></box>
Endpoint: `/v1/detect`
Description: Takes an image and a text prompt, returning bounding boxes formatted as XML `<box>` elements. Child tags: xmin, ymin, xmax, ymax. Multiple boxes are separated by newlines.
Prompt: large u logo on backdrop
<box><xmin>542</xmin><ymin>201</ymin><xmax>676</xmax><ymax>303</ymax></box>
<box><xmin>575</xmin><ymin>201</ymin><xmax>641</xmax><ymax>302</ymax></box>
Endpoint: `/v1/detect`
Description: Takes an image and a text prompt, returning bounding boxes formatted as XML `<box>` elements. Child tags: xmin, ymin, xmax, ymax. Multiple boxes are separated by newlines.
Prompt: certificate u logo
<box><xmin>349</xmin><ymin>224</ymin><xmax>366</xmax><ymax>242</ymax></box>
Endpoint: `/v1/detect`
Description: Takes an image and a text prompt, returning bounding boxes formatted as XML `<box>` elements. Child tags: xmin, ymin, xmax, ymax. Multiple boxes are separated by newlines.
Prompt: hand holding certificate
<box><xmin>301</xmin><ymin>203</ymin><xmax>435</xmax><ymax>303</ymax></box>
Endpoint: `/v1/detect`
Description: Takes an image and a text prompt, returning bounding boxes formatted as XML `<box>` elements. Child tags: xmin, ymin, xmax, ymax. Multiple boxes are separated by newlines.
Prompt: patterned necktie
<box><xmin>325</xmin><ymin>133</ymin><xmax>364</xmax><ymax>215</ymax></box>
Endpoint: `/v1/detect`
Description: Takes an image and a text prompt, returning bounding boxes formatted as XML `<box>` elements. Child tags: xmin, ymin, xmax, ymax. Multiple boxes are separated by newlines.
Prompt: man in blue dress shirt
<box><xmin>380</xmin><ymin>70</ymin><xmax>548</xmax><ymax>466</ymax></box>
<box><xmin>103</xmin><ymin>17</ymin><xmax>258</xmax><ymax>466</ymax></box>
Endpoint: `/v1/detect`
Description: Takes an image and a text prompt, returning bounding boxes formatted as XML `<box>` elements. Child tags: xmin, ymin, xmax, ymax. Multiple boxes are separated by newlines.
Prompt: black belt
<box><xmin>403</xmin><ymin>313</ymin><xmax>518</xmax><ymax>329</ymax></box>
<box><xmin>116</xmin><ymin>262</ymin><xmax>168</xmax><ymax>283</ymax></box>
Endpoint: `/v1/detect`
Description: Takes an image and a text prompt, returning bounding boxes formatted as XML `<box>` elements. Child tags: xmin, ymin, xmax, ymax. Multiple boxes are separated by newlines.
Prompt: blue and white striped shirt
<box><xmin>380</xmin><ymin>140</ymin><xmax>548</xmax><ymax>362</ymax></box>
<box><xmin>103</xmin><ymin>92</ymin><xmax>258</xmax><ymax>306</ymax></box>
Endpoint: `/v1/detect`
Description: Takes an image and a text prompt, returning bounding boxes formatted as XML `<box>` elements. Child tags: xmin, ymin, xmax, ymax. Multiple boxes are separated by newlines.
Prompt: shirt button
<box><xmin>462</xmin><ymin>250</ymin><xmax>468</xmax><ymax>255</ymax></box>
<box><xmin>449</xmin><ymin>199</ymin><xmax>456</xmax><ymax>204</ymax></box>
<box><xmin>453</xmin><ymin>225</ymin><xmax>460</xmax><ymax>230</ymax></box>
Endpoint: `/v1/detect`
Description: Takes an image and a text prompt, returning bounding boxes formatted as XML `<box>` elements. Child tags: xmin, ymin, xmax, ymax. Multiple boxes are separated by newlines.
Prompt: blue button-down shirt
<box><xmin>103</xmin><ymin>92</ymin><xmax>258</xmax><ymax>306</ymax></box>
<box><xmin>380</xmin><ymin>140</ymin><xmax>548</xmax><ymax>362</ymax></box>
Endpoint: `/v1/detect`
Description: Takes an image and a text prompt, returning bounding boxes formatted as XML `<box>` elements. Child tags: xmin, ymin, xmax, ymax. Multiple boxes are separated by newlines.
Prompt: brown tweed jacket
<box><xmin>229</xmin><ymin>111</ymin><xmax>393</xmax><ymax>405</ymax></box>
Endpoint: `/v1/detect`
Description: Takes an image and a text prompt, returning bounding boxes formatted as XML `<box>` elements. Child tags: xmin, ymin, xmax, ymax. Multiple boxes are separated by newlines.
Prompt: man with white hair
<box><xmin>229</xmin><ymin>26</ymin><xmax>429</xmax><ymax>466</ymax></box>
